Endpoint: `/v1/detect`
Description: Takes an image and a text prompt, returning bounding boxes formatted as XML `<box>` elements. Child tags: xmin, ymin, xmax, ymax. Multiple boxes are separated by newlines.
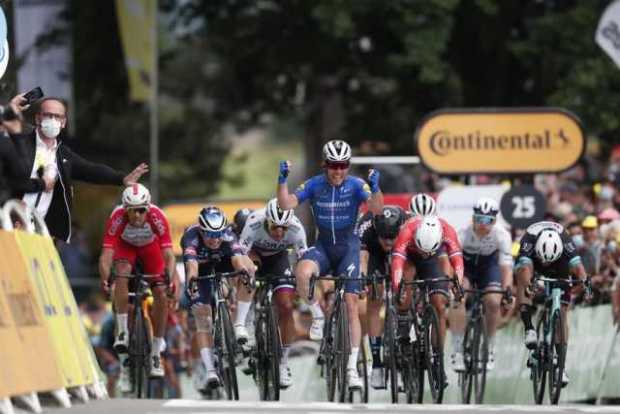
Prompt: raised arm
<box><xmin>276</xmin><ymin>160</ymin><xmax>299</xmax><ymax>209</ymax></box>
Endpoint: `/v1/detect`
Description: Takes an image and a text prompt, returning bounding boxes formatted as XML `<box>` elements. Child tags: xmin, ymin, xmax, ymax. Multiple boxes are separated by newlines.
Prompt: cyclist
<box><xmin>451</xmin><ymin>197</ymin><xmax>513</xmax><ymax>371</ymax></box>
<box><xmin>391</xmin><ymin>215</ymin><xmax>464</xmax><ymax>384</ymax></box>
<box><xmin>515</xmin><ymin>220</ymin><xmax>588</xmax><ymax>387</ymax></box>
<box><xmin>181</xmin><ymin>205</ymin><xmax>256</xmax><ymax>389</ymax></box>
<box><xmin>99</xmin><ymin>183</ymin><xmax>177</xmax><ymax>378</ymax></box>
<box><xmin>276</xmin><ymin>139</ymin><xmax>383</xmax><ymax>389</ymax></box>
<box><xmin>232</xmin><ymin>207</ymin><xmax>254</xmax><ymax>237</ymax></box>
<box><xmin>358</xmin><ymin>205</ymin><xmax>407</xmax><ymax>389</ymax></box>
<box><xmin>238</xmin><ymin>198</ymin><xmax>308</xmax><ymax>388</ymax></box>
<box><xmin>409</xmin><ymin>193</ymin><xmax>437</xmax><ymax>217</ymax></box>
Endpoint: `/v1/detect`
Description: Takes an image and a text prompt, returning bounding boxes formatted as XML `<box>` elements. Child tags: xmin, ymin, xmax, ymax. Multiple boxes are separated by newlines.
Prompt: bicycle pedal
<box><xmin>316</xmin><ymin>355</ymin><xmax>325</xmax><ymax>365</ymax></box>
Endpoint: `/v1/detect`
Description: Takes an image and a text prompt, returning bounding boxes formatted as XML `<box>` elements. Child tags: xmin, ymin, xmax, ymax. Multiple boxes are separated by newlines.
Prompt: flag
<box><xmin>596</xmin><ymin>0</ymin><xmax>620</xmax><ymax>68</ymax></box>
<box><xmin>115</xmin><ymin>0</ymin><xmax>156</xmax><ymax>102</ymax></box>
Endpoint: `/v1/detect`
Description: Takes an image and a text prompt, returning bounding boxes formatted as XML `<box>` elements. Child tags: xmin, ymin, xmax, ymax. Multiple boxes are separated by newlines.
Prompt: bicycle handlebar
<box><xmin>196</xmin><ymin>269</ymin><xmax>249</xmax><ymax>280</ymax></box>
<box><xmin>397</xmin><ymin>276</ymin><xmax>459</xmax><ymax>304</ymax></box>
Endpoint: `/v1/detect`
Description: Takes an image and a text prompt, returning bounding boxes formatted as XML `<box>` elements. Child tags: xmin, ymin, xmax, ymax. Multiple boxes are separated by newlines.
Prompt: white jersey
<box><xmin>458</xmin><ymin>224</ymin><xmax>513</xmax><ymax>266</ymax></box>
<box><xmin>239</xmin><ymin>208</ymin><xmax>308</xmax><ymax>257</ymax></box>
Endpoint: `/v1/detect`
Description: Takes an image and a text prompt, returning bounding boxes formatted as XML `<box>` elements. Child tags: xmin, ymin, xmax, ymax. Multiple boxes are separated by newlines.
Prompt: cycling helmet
<box><xmin>198</xmin><ymin>206</ymin><xmax>228</xmax><ymax>234</ymax></box>
<box><xmin>323</xmin><ymin>140</ymin><xmax>352</xmax><ymax>162</ymax></box>
<box><xmin>409</xmin><ymin>193</ymin><xmax>436</xmax><ymax>217</ymax></box>
<box><xmin>415</xmin><ymin>216</ymin><xmax>443</xmax><ymax>254</ymax></box>
<box><xmin>373</xmin><ymin>205</ymin><xmax>405</xmax><ymax>239</ymax></box>
<box><xmin>265</xmin><ymin>198</ymin><xmax>294</xmax><ymax>226</ymax></box>
<box><xmin>474</xmin><ymin>197</ymin><xmax>499</xmax><ymax>216</ymax></box>
<box><xmin>233</xmin><ymin>208</ymin><xmax>253</xmax><ymax>233</ymax></box>
<box><xmin>535</xmin><ymin>229</ymin><xmax>563</xmax><ymax>264</ymax></box>
<box><xmin>122</xmin><ymin>183</ymin><xmax>151</xmax><ymax>208</ymax></box>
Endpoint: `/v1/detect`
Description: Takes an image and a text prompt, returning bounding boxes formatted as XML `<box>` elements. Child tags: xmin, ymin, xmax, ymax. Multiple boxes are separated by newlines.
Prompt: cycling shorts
<box><xmin>302</xmin><ymin>234</ymin><xmax>361</xmax><ymax>294</ymax></box>
<box><xmin>464</xmin><ymin>252</ymin><xmax>502</xmax><ymax>290</ymax></box>
<box><xmin>113</xmin><ymin>239</ymin><xmax>166</xmax><ymax>285</ymax></box>
<box><xmin>255</xmin><ymin>250</ymin><xmax>295</xmax><ymax>293</ymax></box>
<box><xmin>407</xmin><ymin>250</ymin><xmax>449</xmax><ymax>297</ymax></box>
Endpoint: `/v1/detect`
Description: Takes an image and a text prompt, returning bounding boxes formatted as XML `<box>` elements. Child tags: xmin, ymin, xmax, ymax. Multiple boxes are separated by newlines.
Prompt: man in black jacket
<box><xmin>11</xmin><ymin>97</ymin><xmax>148</xmax><ymax>242</ymax></box>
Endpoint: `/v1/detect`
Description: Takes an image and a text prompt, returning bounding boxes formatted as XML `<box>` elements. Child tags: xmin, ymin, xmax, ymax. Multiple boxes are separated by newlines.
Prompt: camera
<box><xmin>0</xmin><ymin>104</ymin><xmax>18</xmax><ymax>122</ymax></box>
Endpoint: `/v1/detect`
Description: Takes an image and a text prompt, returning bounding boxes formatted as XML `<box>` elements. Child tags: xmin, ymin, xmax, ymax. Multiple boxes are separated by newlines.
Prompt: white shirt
<box><xmin>22</xmin><ymin>131</ymin><xmax>58</xmax><ymax>217</ymax></box>
<box><xmin>239</xmin><ymin>208</ymin><xmax>308</xmax><ymax>257</ymax></box>
<box><xmin>458</xmin><ymin>224</ymin><xmax>514</xmax><ymax>266</ymax></box>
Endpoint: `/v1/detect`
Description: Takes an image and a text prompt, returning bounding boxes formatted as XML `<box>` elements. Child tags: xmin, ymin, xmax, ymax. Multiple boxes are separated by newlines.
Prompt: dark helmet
<box><xmin>233</xmin><ymin>208</ymin><xmax>253</xmax><ymax>233</ymax></box>
<box><xmin>373</xmin><ymin>205</ymin><xmax>405</xmax><ymax>239</ymax></box>
<box><xmin>198</xmin><ymin>206</ymin><xmax>228</xmax><ymax>234</ymax></box>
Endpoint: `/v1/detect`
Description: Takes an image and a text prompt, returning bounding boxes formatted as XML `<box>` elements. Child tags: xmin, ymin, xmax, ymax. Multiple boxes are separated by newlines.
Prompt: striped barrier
<box><xmin>0</xmin><ymin>201</ymin><xmax>106</xmax><ymax>414</ymax></box>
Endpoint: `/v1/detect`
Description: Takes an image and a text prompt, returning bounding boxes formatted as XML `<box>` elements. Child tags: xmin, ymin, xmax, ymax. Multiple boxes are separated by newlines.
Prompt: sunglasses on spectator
<box><xmin>474</xmin><ymin>214</ymin><xmax>496</xmax><ymax>225</ymax></box>
<box><xmin>128</xmin><ymin>207</ymin><xmax>148</xmax><ymax>215</ymax></box>
<box><xmin>325</xmin><ymin>161</ymin><xmax>350</xmax><ymax>170</ymax></box>
<box><xmin>40</xmin><ymin>111</ymin><xmax>66</xmax><ymax>121</ymax></box>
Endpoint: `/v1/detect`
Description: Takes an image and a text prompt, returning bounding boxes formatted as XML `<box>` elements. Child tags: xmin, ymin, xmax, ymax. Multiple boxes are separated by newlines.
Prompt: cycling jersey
<box><xmin>181</xmin><ymin>225</ymin><xmax>244</xmax><ymax>307</ymax></box>
<box><xmin>238</xmin><ymin>208</ymin><xmax>308</xmax><ymax>257</ymax></box>
<box><xmin>392</xmin><ymin>216</ymin><xmax>464</xmax><ymax>283</ymax></box>
<box><xmin>102</xmin><ymin>204</ymin><xmax>172</xmax><ymax>282</ymax></box>
<box><xmin>515</xmin><ymin>221</ymin><xmax>581</xmax><ymax>278</ymax></box>
<box><xmin>358</xmin><ymin>212</ymin><xmax>389</xmax><ymax>266</ymax></box>
<box><xmin>459</xmin><ymin>224</ymin><xmax>512</xmax><ymax>289</ymax></box>
<box><xmin>294</xmin><ymin>174</ymin><xmax>371</xmax><ymax>244</ymax></box>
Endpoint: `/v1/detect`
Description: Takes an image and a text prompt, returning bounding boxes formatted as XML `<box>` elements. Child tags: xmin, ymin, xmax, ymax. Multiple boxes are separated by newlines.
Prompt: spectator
<box><xmin>567</xmin><ymin>221</ymin><xmax>596</xmax><ymax>276</ymax></box>
<box><xmin>10</xmin><ymin>96</ymin><xmax>148</xmax><ymax>242</ymax></box>
<box><xmin>582</xmin><ymin>215</ymin><xmax>604</xmax><ymax>275</ymax></box>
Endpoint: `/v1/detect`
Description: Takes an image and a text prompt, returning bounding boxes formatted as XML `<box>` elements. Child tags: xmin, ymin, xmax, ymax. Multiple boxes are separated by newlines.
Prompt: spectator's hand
<box><xmin>1</xmin><ymin>101</ymin><xmax>24</xmax><ymax>134</ymax></box>
<box><xmin>123</xmin><ymin>162</ymin><xmax>149</xmax><ymax>185</ymax></box>
<box><xmin>10</xmin><ymin>94</ymin><xmax>28</xmax><ymax>111</ymax></box>
<box><xmin>42</xmin><ymin>164</ymin><xmax>57</xmax><ymax>192</ymax></box>
<box><xmin>100</xmin><ymin>277</ymin><xmax>111</xmax><ymax>296</ymax></box>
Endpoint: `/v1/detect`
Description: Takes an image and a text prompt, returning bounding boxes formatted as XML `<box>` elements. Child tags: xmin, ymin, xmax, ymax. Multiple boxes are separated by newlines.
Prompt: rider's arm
<box><xmin>367</xmin><ymin>190</ymin><xmax>384</xmax><ymax>215</ymax></box>
<box><xmin>291</xmin><ymin>218</ymin><xmax>309</xmax><ymax>258</ymax></box>
<box><xmin>98</xmin><ymin>247</ymin><xmax>114</xmax><ymax>286</ymax></box>
<box><xmin>360</xmin><ymin>249</ymin><xmax>370</xmax><ymax>276</ymax></box>
<box><xmin>277</xmin><ymin>182</ymin><xmax>299</xmax><ymax>210</ymax></box>
<box><xmin>162</xmin><ymin>246</ymin><xmax>177</xmax><ymax>284</ymax></box>
<box><xmin>440</xmin><ymin>219</ymin><xmax>464</xmax><ymax>284</ymax></box>
<box><xmin>231</xmin><ymin>254</ymin><xmax>257</xmax><ymax>277</ymax></box>
<box><xmin>498</xmin><ymin>228</ymin><xmax>514</xmax><ymax>290</ymax></box>
<box><xmin>185</xmin><ymin>259</ymin><xmax>199</xmax><ymax>281</ymax></box>
<box><xmin>390</xmin><ymin>221</ymin><xmax>414</xmax><ymax>290</ymax></box>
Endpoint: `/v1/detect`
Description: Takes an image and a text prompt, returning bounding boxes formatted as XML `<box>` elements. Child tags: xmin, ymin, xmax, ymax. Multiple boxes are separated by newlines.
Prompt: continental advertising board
<box><xmin>415</xmin><ymin>108</ymin><xmax>585</xmax><ymax>174</ymax></box>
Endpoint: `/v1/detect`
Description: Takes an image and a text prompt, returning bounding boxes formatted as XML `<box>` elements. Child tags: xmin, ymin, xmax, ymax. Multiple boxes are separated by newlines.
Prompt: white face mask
<box><xmin>40</xmin><ymin>117</ymin><xmax>61</xmax><ymax>138</ymax></box>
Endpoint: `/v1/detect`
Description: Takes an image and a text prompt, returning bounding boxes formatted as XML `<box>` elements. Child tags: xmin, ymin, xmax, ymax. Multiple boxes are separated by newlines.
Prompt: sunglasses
<box><xmin>128</xmin><ymin>207</ymin><xmax>148</xmax><ymax>215</ymax></box>
<box><xmin>204</xmin><ymin>230</ymin><xmax>224</xmax><ymax>239</ymax></box>
<box><xmin>325</xmin><ymin>161</ymin><xmax>350</xmax><ymax>170</ymax></box>
<box><xmin>268</xmin><ymin>222</ymin><xmax>289</xmax><ymax>232</ymax></box>
<box><xmin>474</xmin><ymin>214</ymin><xmax>496</xmax><ymax>225</ymax></box>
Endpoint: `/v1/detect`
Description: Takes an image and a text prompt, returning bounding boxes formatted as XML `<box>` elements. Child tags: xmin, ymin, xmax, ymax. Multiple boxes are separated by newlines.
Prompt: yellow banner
<box><xmin>0</xmin><ymin>232</ymin><xmax>62</xmax><ymax>398</ymax></box>
<box><xmin>115</xmin><ymin>0</ymin><xmax>155</xmax><ymax>102</ymax></box>
<box><xmin>416</xmin><ymin>108</ymin><xmax>585</xmax><ymax>174</ymax></box>
<box><xmin>164</xmin><ymin>200</ymin><xmax>266</xmax><ymax>256</ymax></box>
<box><xmin>15</xmin><ymin>232</ymin><xmax>98</xmax><ymax>388</ymax></box>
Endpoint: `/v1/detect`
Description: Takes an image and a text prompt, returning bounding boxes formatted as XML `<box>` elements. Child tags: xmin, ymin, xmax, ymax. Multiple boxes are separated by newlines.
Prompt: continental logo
<box><xmin>416</xmin><ymin>109</ymin><xmax>585</xmax><ymax>174</ymax></box>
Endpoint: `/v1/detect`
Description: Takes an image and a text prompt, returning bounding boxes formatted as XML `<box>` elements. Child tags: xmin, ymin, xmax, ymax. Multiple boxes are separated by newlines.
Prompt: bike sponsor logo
<box><xmin>416</xmin><ymin>108</ymin><xmax>585</xmax><ymax>174</ymax></box>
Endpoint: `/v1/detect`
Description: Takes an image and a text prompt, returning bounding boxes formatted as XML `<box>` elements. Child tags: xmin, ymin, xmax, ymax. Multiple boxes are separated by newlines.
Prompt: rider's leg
<box><xmin>483</xmin><ymin>290</ymin><xmax>502</xmax><ymax>349</ymax></box>
<box><xmin>150</xmin><ymin>285</ymin><xmax>169</xmax><ymax>356</ymax></box>
<box><xmin>275</xmin><ymin>288</ymin><xmax>296</xmax><ymax>364</ymax></box>
<box><xmin>113</xmin><ymin>260</ymin><xmax>132</xmax><ymax>337</ymax></box>
<box><xmin>295</xmin><ymin>257</ymin><xmax>324</xmax><ymax>320</ymax></box>
<box><xmin>516</xmin><ymin>264</ymin><xmax>534</xmax><ymax>331</ymax></box>
<box><xmin>430</xmin><ymin>293</ymin><xmax>449</xmax><ymax>349</ymax></box>
<box><xmin>345</xmin><ymin>292</ymin><xmax>361</xmax><ymax>369</ymax></box>
<box><xmin>397</xmin><ymin>259</ymin><xmax>416</xmax><ymax>312</ymax></box>
<box><xmin>449</xmin><ymin>277</ymin><xmax>470</xmax><ymax>354</ymax></box>
<box><xmin>234</xmin><ymin>255</ymin><xmax>256</xmax><ymax>330</ymax></box>
<box><xmin>193</xmin><ymin>303</ymin><xmax>216</xmax><ymax>372</ymax></box>
<box><xmin>368</xmin><ymin>284</ymin><xmax>384</xmax><ymax>368</ymax></box>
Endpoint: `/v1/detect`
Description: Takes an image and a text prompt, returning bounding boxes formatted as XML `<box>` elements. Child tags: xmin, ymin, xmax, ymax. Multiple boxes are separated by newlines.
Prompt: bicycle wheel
<box><xmin>254</xmin><ymin>311</ymin><xmax>269</xmax><ymax>400</ymax></box>
<box><xmin>473</xmin><ymin>316</ymin><xmax>488</xmax><ymax>404</ymax></box>
<box><xmin>336</xmin><ymin>302</ymin><xmax>350</xmax><ymax>403</ymax></box>
<box><xmin>548</xmin><ymin>310</ymin><xmax>566</xmax><ymax>404</ymax></box>
<box><xmin>532</xmin><ymin>311</ymin><xmax>547</xmax><ymax>405</ymax></box>
<box><xmin>412</xmin><ymin>317</ymin><xmax>425</xmax><ymax>404</ymax></box>
<box><xmin>324</xmin><ymin>312</ymin><xmax>337</xmax><ymax>402</ymax></box>
<box><xmin>132</xmin><ymin>306</ymin><xmax>151</xmax><ymax>399</ymax></box>
<box><xmin>383</xmin><ymin>305</ymin><xmax>399</xmax><ymax>403</ymax></box>
<box><xmin>460</xmin><ymin>320</ymin><xmax>475</xmax><ymax>404</ymax></box>
<box><xmin>423</xmin><ymin>305</ymin><xmax>444</xmax><ymax>404</ymax></box>
<box><xmin>219</xmin><ymin>302</ymin><xmax>240</xmax><ymax>400</ymax></box>
<box><xmin>265</xmin><ymin>304</ymin><xmax>281</xmax><ymax>400</ymax></box>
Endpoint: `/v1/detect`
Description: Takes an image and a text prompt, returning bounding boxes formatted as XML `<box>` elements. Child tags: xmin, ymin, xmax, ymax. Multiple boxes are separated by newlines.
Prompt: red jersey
<box><xmin>391</xmin><ymin>216</ymin><xmax>464</xmax><ymax>286</ymax></box>
<box><xmin>102</xmin><ymin>204</ymin><xmax>173</xmax><ymax>249</ymax></box>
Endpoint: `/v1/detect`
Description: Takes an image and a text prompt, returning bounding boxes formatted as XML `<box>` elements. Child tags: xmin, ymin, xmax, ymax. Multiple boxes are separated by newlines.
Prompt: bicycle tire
<box><xmin>219</xmin><ymin>301</ymin><xmax>240</xmax><ymax>400</ymax></box>
<box><xmin>265</xmin><ymin>303</ymin><xmax>281</xmax><ymax>400</ymax></box>
<box><xmin>413</xmin><ymin>315</ymin><xmax>425</xmax><ymax>404</ymax></box>
<box><xmin>360</xmin><ymin>342</ymin><xmax>369</xmax><ymax>403</ymax></box>
<box><xmin>461</xmin><ymin>319</ymin><xmax>475</xmax><ymax>404</ymax></box>
<box><xmin>254</xmin><ymin>311</ymin><xmax>269</xmax><ymax>400</ymax></box>
<box><xmin>383</xmin><ymin>305</ymin><xmax>399</xmax><ymax>403</ymax></box>
<box><xmin>548</xmin><ymin>310</ymin><xmax>566</xmax><ymax>404</ymax></box>
<box><xmin>324</xmin><ymin>311</ymin><xmax>338</xmax><ymax>402</ymax></box>
<box><xmin>533</xmin><ymin>311</ymin><xmax>547</xmax><ymax>404</ymax></box>
<box><xmin>423</xmin><ymin>304</ymin><xmax>444</xmax><ymax>404</ymax></box>
<box><xmin>473</xmin><ymin>315</ymin><xmax>488</xmax><ymax>404</ymax></box>
<box><xmin>132</xmin><ymin>305</ymin><xmax>150</xmax><ymax>399</ymax></box>
<box><xmin>336</xmin><ymin>301</ymin><xmax>350</xmax><ymax>403</ymax></box>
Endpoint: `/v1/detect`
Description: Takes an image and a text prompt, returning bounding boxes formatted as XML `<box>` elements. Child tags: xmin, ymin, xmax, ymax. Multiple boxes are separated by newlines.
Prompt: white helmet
<box><xmin>323</xmin><ymin>140</ymin><xmax>352</xmax><ymax>162</ymax></box>
<box><xmin>415</xmin><ymin>216</ymin><xmax>443</xmax><ymax>255</ymax></box>
<box><xmin>122</xmin><ymin>183</ymin><xmax>151</xmax><ymax>208</ymax></box>
<box><xmin>409</xmin><ymin>193</ymin><xmax>437</xmax><ymax>217</ymax></box>
<box><xmin>265</xmin><ymin>198</ymin><xmax>294</xmax><ymax>226</ymax></box>
<box><xmin>474</xmin><ymin>197</ymin><xmax>499</xmax><ymax>216</ymax></box>
<box><xmin>535</xmin><ymin>230</ymin><xmax>563</xmax><ymax>264</ymax></box>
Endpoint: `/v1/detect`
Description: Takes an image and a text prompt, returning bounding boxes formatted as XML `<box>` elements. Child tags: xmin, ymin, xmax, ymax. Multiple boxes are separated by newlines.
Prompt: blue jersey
<box><xmin>294</xmin><ymin>174</ymin><xmax>371</xmax><ymax>244</ymax></box>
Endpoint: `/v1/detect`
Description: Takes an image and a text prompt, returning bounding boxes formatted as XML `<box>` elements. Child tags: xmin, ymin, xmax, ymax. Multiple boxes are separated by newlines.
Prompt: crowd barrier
<box><xmin>0</xmin><ymin>201</ymin><xmax>106</xmax><ymax>414</ymax></box>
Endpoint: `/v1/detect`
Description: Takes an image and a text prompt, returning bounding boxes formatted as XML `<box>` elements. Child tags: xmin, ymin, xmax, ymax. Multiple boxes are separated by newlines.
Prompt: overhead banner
<box><xmin>115</xmin><ymin>0</ymin><xmax>156</xmax><ymax>102</ymax></box>
<box><xmin>415</xmin><ymin>108</ymin><xmax>585</xmax><ymax>174</ymax></box>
